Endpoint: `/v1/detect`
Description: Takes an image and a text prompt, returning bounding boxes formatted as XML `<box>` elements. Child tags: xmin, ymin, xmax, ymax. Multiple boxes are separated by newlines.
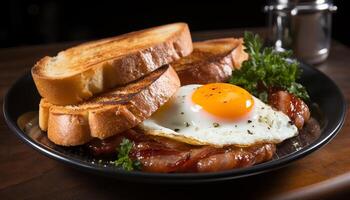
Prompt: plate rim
<box><xmin>2</xmin><ymin>63</ymin><xmax>347</xmax><ymax>183</ymax></box>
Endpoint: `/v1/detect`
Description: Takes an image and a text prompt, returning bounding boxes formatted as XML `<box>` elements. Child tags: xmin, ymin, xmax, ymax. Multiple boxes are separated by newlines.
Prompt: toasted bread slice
<box><xmin>172</xmin><ymin>38</ymin><xmax>248</xmax><ymax>85</ymax></box>
<box><xmin>32</xmin><ymin>23</ymin><xmax>192</xmax><ymax>105</ymax></box>
<box><xmin>39</xmin><ymin>65</ymin><xmax>180</xmax><ymax>146</ymax></box>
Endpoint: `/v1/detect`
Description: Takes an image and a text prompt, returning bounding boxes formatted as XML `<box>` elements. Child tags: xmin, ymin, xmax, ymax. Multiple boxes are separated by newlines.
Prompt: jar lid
<box><xmin>265</xmin><ymin>0</ymin><xmax>337</xmax><ymax>12</ymax></box>
<box><xmin>270</xmin><ymin>0</ymin><xmax>331</xmax><ymax>6</ymax></box>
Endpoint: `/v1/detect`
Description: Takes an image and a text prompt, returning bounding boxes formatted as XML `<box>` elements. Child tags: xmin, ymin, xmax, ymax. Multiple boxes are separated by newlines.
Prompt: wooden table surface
<box><xmin>0</xmin><ymin>28</ymin><xmax>349</xmax><ymax>200</ymax></box>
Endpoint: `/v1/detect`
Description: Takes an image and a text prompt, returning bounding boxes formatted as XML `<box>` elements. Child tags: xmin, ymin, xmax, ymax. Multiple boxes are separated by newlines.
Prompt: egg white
<box><xmin>138</xmin><ymin>84</ymin><xmax>298</xmax><ymax>147</ymax></box>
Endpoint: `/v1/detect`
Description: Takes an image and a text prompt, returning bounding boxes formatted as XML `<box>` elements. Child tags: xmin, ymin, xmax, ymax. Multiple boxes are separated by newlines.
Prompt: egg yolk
<box><xmin>192</xmin><ymin>83</ymin><xmax>254</xmax><ymax>119</ymax></box>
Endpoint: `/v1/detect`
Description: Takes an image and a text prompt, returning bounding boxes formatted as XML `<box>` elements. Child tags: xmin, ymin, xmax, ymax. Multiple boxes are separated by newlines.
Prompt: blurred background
<box><xmin>0</xmin><ymin>0</ymin><xmax>349</xmax><ymax>48</ymax></box>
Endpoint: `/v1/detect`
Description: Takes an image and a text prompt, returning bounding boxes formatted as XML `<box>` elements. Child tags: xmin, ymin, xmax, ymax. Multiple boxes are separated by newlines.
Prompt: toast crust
<box><xmin>32</xmin><ymin>23</ymin><xmax>192</xmax><ymax>105</ymax></box>
<box><xmin>173</xmin><ymin>38</ymin><xmax>248</xmax><ymax>85</ymax></box>
<box><xmin>40</xmin><ymin>65</ymin><xmax>180</xmax><ymax>146</ymax></box>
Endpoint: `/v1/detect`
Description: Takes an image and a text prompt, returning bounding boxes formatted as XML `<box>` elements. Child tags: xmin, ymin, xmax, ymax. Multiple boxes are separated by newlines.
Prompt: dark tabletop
<box><xmin>1</xmin><ymin>28</ymin><xmax>350</xmax><ymax>200</ymax></box>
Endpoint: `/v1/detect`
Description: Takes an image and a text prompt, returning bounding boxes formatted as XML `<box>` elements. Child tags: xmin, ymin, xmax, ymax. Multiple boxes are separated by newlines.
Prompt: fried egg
<box><xmin>139</xmin><ymin>83</ymin><xmax>298</xmax><ymax>147</ymax></box>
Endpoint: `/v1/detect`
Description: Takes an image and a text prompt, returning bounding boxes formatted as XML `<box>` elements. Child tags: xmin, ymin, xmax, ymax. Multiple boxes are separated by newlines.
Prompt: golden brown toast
<box><xmin>172</xmin><ymin>38</ymin><xmax>248</xmax><ymax>85</ymax></box>
<box><xmin>32</xmin><ymin>23</ymin><xmax>192</xmax><ymax>105</ymax></box>
<box><xmin>39</xmin><ymin>65</ymin><xmax>180</xmax><ymax>146</ymax></box>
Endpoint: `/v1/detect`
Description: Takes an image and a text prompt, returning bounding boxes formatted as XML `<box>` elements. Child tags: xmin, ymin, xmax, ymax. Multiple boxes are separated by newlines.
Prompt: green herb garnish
<box><xmin>113</xmin><ymin>138</ymin><xmax>141</xmax><ymax>171</ymax></box>
<box><xmin>230</xmin><ymin>32</ymin><xmax>309</xmax><ymax>102</ymax></box>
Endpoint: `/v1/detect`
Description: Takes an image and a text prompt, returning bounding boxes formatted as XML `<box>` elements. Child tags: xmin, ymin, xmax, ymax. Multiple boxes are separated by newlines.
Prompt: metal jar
<box><xmin>265</xmin><ymin>0</ymin><xmax>337</xmax><ymax>65</ymax></box>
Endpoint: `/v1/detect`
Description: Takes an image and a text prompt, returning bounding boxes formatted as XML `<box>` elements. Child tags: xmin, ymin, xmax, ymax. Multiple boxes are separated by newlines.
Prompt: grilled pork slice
<box><xmin>32</xmin><ymin>23</ymin><xmax>192</xmax><ymax>105</ymax></box>
<box><xmin>87</xmin><ymin>129</ymin><xmax>276</xmax><ymax>173</ymax></box>
<box><xmin>39</xmin><ymin>65</ymin><xmax>180</xmax><ymax>146</ymax></box>
<box><xmin>172</xmin><ymin>38</ymin><xmax>248</xmax><ymax>85</ymax></box>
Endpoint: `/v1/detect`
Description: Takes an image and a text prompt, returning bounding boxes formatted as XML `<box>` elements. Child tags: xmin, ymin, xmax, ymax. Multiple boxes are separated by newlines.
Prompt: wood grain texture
<box><xmin>1</xmin><ymin>28</ymin><xmax>350</xmax><ymax>200</ymax></box>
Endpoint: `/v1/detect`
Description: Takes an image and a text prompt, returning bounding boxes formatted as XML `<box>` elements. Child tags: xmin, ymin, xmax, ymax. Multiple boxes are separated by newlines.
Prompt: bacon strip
<box><xmin>268</xmin><ymin>90</ymin><xmax>310</xmax><ymax>129</ymax></box>
<box><xmin>86</xmin><ymin>129</ymin><xmax>276</xmax><ymax>173</ymax></box>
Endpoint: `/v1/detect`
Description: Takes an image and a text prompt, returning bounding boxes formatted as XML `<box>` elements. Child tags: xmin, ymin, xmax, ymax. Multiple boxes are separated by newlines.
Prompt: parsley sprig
<box><xmin>113</xmin><ymin>138</ymin><xmax>141</xmax><ymax>171</ymax></box>
<box><xmin>230</xmin><ymin>32</ymin><xmax>309</xmax><ymax>102</ymax></box>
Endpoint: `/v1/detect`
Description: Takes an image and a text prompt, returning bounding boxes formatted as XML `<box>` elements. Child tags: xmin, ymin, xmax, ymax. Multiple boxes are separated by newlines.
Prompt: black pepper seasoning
<box><xmin>213</xmin><ymin>122</ymin><xmax>220</xmax><ymax>127</ymax></box>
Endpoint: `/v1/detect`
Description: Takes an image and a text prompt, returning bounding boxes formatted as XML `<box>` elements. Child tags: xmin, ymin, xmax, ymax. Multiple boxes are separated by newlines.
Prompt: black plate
<box><xmin>3</xmin><ymin>62</ymin><xmax>346</xmax><ymax>183</ymax></box>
